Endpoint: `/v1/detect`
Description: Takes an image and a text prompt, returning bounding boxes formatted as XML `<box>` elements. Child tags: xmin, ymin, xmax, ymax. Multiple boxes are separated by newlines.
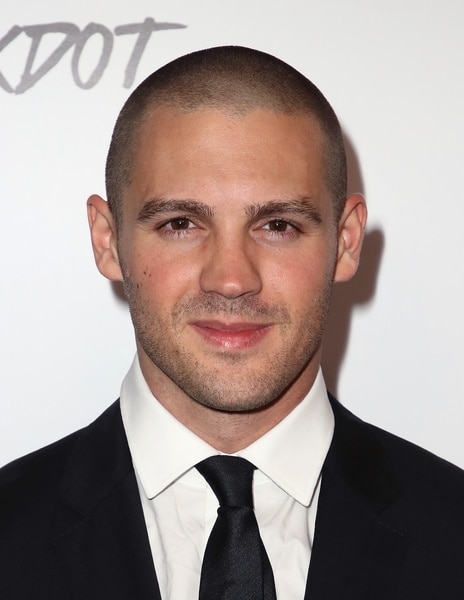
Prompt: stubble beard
<box><xmin>123</xmin><ymin>278</ymin><xmax>333</xmax><ymax>413</ymax></box>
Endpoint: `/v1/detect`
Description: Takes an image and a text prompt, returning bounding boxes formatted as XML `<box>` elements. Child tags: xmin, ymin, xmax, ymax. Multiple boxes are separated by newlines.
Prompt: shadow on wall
<box><xmin>112</xmin><ymin>280</ymin><xmax>126</xmax><ymax>303</ymax></box>
<box><xmin>322</xmin><ymin>132</ymin><xmax>385</xmax><ymax>397</ymax></box>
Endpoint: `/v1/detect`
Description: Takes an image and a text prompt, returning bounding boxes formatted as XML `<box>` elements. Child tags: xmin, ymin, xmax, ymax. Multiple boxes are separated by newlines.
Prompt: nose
<box><xmin>199</xmin><ymin>232</ymin><xmax>263</xmax><ymax>299</ymax></box>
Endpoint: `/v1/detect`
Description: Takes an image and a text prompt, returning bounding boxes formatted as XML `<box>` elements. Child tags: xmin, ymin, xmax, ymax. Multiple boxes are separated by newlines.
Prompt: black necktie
<box><xmin>196</xmin><ymin>455</ymin><xmax>277</xmax><ymax>600</ymax></box>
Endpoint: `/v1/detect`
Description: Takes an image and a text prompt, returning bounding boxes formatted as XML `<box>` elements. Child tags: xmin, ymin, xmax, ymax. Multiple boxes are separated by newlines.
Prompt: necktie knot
<box><xmin>196</xmin><ymin>455</ymin><xmax>254</xmax><ymax>508</ymax></box>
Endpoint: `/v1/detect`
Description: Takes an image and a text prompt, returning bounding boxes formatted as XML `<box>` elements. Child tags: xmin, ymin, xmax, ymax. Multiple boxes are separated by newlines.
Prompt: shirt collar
<box><xmin>120</xmin><ymin>356</ymin><xmax>216</xmax><ymax>499</ymax></box>
<box><xmin>238</xmin><ymin>369</ymin><xmax>334</xmax><ymax>505</ymax></box>
<box><xmin>120</xmin><ymin>355</ymin><xmax>334</xmax><ymax>506</ymax></box>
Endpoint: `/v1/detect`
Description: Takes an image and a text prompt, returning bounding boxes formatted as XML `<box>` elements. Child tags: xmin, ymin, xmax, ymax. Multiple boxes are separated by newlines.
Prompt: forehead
<box><xmin>137</xmin><ymin>105</ymin><xmax>324</xmax><ymax>154</ymax></box>
<box><xmin>126</xmin><ymin>106</ymin><xmax>327</xmax><ymax>206</ymax></box>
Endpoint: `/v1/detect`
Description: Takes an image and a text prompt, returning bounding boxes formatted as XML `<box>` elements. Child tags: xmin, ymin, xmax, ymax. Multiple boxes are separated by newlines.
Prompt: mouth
<box><xmin>190</xmin><ymin>319</ymin><xmax>272</xmax><ymax>350</ymax></box>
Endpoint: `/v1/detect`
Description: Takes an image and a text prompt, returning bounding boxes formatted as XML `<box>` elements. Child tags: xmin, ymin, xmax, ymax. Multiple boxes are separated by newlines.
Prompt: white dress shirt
<box><xmin>120</xmin><ymin>355</ymin><xmax>334</xmax><ymax>600</ymax></box>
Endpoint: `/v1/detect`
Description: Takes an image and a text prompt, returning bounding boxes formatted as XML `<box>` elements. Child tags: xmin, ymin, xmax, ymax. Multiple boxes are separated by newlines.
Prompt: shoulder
<box><xmin>0</xmin><ymin>401</ymin><xmax>135</xmax><ymax>598</ymax></box>
<box><xmin>0</xmin><ymin>400</ymin><xmax>123</xmax><ymax>526</ymax></box>
<box><xmin>311</xmin><ymin>396</ymin><xmax>464</xmax><ymax>597</ymax></box>
<box><xmin>0</xmin><ymin>429</ymin><xmax>80</xmax><ymax>521</ymax></box>
<box><xmin>329</xmin><ymin>394</ymin><xmax>464</xmax><ymax>524</ymax></box>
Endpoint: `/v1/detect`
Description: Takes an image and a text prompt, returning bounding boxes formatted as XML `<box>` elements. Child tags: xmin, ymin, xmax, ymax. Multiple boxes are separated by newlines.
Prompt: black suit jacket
<box><xmin>1</xmin><ymin>396</ymin><xmax>464</xmax><ymax>599</ymax></box>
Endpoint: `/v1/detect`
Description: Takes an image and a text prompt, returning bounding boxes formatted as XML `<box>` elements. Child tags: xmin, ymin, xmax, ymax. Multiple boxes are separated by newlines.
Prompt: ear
<box><xmin>87</xmin><ymin>194</ymin><xmax>123</xmax><ymax>282</ymax></box>
<box><xmin>333</xmin><ymin>193</ymin><xmax>367</xmax><ymax>283</ymax></box>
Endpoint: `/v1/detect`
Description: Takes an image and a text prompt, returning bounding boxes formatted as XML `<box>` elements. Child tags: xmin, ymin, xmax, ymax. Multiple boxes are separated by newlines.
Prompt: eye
<box><xmin>257</xmin><ymin>218</ymin><xmax>300</xmax><ymax>241</ymax></box>
<box><xmin>157</xmin><ymin>216</ymin><xmax>202</xmax><ymax>239</ymax></box>
<box><xmin>262</xmin><ymin>219</ymin><xmax>299</xmax><ymax>235</ymax></box>
<box><xmin>165</xmin><ymin>217</ymin><xmax>192</xmax><ymax>230</ymax></box>
<box><xmin>266</xmin><ymin>219</ymin><xmax>291</xmax><ymax>232</ymax></box>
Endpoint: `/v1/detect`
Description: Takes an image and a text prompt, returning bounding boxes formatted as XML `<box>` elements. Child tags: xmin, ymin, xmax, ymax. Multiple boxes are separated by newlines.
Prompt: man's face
<box><xmin>113</xmin><ymin>107</ymin><xmax>345</xmax><ymax>413</ymax></box>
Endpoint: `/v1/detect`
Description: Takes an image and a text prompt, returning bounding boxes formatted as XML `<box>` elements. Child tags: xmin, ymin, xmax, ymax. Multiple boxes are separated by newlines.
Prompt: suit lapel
<box><xmin>305</xmin><ymin>397</ymin><xmax>409</xmax><ymax>600</ymax></box>
<box><xmin>50</xmin><ymin>402</ymin><xmax>161</xmax><ymax>600</ymax></box>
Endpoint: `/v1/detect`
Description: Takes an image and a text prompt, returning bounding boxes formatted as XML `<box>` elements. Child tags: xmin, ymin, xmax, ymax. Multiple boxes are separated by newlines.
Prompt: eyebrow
<box><xmin>246</xmin><ymin>198</ymin><xmax>323</xmax><ymax>224</ymax></box>
<box><xmin>136</xmin><ymin>198</ymin><xmax>214</xmax><ymax>223</ymax></box>
<box><xmin>136</xmin><ymin>196</ymin><xmax>323</xmax><ymax>224</ymax></box>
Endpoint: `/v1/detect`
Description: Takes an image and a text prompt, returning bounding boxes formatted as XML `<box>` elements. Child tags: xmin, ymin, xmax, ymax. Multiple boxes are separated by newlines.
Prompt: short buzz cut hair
<box><xmin>105</xmin><ymin>45</ymin><xmax>347</xmax><ymax>227</ymax></box>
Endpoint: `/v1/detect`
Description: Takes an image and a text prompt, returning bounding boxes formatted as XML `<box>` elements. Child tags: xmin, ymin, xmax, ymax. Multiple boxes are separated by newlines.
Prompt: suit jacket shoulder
<box><xmin>0</xmin><ymin>401</ymin><xmax>159</xmax><ymax>600</ymax></box>
<box><xmin>306</xmin><ymin>395</ymin><xmax>464</xmax><ymax>600</ymax></box>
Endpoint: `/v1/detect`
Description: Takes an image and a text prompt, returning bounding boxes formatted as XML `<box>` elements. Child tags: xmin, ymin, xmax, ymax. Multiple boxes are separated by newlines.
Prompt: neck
<box><xmin>138</xmin><ymin>351</ymin><xmax>319</xmax><ymax>453</ymax></box>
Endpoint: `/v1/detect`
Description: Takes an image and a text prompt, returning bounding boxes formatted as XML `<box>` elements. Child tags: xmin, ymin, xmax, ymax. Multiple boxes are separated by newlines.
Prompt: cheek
<box><xmin>265</xmin><ymin>247</ymin><xmax>335</xmax><ymax>298</ymax></box>
<box><xmin>133</xmin><ymin>256</ymin><xmax>199</xmax><ymax>304</ymax></box>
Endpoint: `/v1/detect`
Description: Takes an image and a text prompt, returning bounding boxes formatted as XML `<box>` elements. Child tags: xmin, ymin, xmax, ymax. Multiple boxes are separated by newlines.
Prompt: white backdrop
<box><xmin>1</xmin><ymin>1</ymin><xmax>463</xmax><ymax>468</ymax></box>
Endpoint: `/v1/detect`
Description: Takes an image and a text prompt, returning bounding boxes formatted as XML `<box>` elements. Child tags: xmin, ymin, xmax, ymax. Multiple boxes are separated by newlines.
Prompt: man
<box><xmin>1</xmin><ymin>46</ymin><xmax>464</xmax><ymax>599</ymax></box>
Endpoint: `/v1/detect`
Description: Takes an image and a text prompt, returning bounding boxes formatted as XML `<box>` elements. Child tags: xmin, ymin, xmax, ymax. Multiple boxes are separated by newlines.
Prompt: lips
<box><xmin>190</xmin><ymin>319</ymin><xmax>272</xmax><ymax>350</ymax></box>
